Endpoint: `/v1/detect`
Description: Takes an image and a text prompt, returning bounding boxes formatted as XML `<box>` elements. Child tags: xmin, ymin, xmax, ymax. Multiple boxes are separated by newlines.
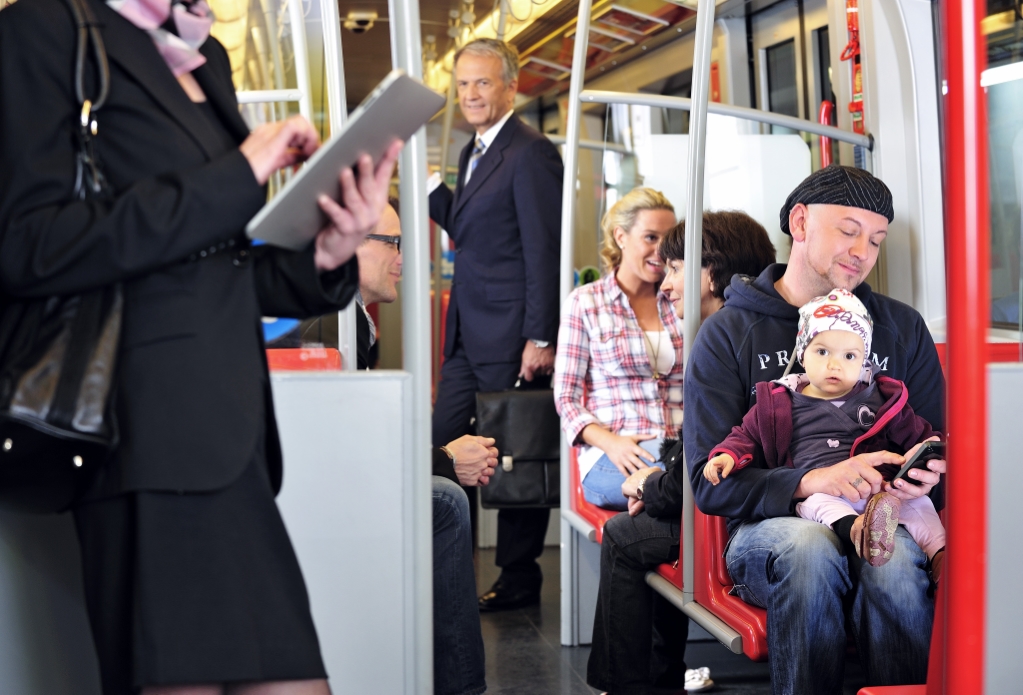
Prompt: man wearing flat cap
<box><xmin>611</xmin><ymin>166</ymin><xmax>946</xmax><ymax>693</ymax></box>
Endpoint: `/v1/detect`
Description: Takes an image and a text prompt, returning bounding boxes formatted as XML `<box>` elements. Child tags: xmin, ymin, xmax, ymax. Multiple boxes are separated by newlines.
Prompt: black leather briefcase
<box><xmin>475</xmin><ymin>381</ymin><xmax>560</xmax><ymax>509</ymax></box>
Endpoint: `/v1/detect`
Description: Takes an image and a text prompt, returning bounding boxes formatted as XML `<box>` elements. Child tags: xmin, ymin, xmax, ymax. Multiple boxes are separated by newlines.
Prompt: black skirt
<box><xmin>73</xmin><ymin>453</ymin><xmax>326</xmax><ymax>693</ymax></box>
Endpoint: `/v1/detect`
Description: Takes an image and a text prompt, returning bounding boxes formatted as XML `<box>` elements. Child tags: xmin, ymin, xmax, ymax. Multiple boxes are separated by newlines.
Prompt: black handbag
<box><xmin>0</xmin><ymin>0</ymin><xmax>119</xmax><ymax>513</ymax></box>
<box><xmin>476</xmin><ymin>379</ymin><xmax>560</xmax><ymax>509</ymax></box>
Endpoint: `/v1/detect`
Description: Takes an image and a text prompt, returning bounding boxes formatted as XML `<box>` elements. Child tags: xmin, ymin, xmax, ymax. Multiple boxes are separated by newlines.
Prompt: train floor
<box><xmin>474</xmin><ymin>547</ymin><xmax>869</xmax><ymax>694</ymax></box>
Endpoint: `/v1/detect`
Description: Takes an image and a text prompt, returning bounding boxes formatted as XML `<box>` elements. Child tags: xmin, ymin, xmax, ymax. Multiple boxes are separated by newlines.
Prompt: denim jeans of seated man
<box><xmin>725</xmin><ymin>516</ymin><xmax>933</xmax><ymax>695</ymax></box>
<box><xmin>582</xmin><ymin>438</ymin><xmax>665</xmax><ymax>511</ymax></box>
<box><xmin>433</xmin><ymin>476</ymin><xmax>487</xmax><ymax>695</ymax></box>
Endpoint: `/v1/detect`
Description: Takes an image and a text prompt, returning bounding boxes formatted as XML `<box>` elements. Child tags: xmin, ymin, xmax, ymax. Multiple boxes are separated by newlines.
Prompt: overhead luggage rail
<box><xmin>577</xmin><ymin>89</ymin><xmax>874</xmax><ymax>150</ymax></box>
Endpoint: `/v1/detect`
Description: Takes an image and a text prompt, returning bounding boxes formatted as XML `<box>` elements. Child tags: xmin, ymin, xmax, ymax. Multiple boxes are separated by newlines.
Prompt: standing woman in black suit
<box><xmin>0</xmin><ymin>0</ymin><xmax>399</xmax><ymax>693</ymax></box>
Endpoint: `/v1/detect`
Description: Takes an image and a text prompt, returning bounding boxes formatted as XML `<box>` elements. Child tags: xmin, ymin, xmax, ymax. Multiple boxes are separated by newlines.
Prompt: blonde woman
<box><xmin>554</xmin><ymin>188</ymin><xmax>681</xmax><ymax>510</ymax></box>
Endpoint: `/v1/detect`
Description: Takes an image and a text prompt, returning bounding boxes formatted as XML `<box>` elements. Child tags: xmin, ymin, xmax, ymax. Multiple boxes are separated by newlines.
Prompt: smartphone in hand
<box><xmin>892</xmin><ymin>441</ymin><xmax>946</xmax><ymax>486</ymax></box>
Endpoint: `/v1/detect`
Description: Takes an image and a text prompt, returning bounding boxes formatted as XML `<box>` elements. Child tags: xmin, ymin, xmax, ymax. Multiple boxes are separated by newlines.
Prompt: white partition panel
<box><xmin>0</xmin><ymin>371</ymin><xmax>421</xmax><ymax>694</ymax></box>
<box><xmin>986</xmin><ymin>363</ymin><xmax>1023</xmax><ymax>693</ymax></box>
<box><xmin>272</xmin><ymin>371</ymin><xmax>423</xmax><ymax>694</ymax></box>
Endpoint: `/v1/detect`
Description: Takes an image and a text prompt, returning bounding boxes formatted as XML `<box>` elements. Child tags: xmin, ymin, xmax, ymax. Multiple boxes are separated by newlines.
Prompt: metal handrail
<box><xmin>557</xmin><ymin>0</ymin><xmax>593</xmax><ymax>649</ymax></box>
<box><xmin>236</xmin><ymin>89</ymin><xmax>303</xmax><ymax>104</ymax></box>
<box><xmin>546</xmin><ymin>135</ymin><xmax>632</xmax><ymax>153</ymax></box>
<box><xmin>388</xmin><ymin>0</ymin><xmax>434</xmax><ymax>688</ymax></box>
<box><xmin>285</xmin><ymin>0</ymin><xmax>313</xmax><ymax>123</ymax></box>
<box><xmin>579</xmin><ymin>89</ymin><xmax>874</xmax><ymax>150</ymax></box>
<box><xmin>680</xmin><ymin>0</ymin><xmax>716</xmax><ymax>608</ymax></box>
<box><xmin>319</xmin><ymin>0</ymin><xmax>358</xmax><ymax>373</ymax></box>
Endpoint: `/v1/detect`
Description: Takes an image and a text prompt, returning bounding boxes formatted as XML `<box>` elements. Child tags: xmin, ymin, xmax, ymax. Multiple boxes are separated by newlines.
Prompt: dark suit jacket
<box><xmin>428</xmin><ymin>116</ymin><xmax>562</xmax><ymax>365</ymax></box>
<box><xmin>0</xmin><ymin>0</ymin><xmax>357</xmax><ymax>496</ymax></box>
<box><xmin>355</xmin><ymin>304</ymin><xmax>378</xmax><ymax>370</ymax></box>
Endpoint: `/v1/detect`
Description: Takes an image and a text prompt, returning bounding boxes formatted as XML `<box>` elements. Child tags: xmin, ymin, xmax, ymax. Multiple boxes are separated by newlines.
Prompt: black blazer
<box><xmin>355</xmin><ymin>305</ymin><xmax>378</xmax><ymax>369</ymax></box>
<box><xmin>0</xmin><ymin>0</ymin><xmax>357</xmax><ymax>495</ymax></box>
<box><xmin>428</xmin><ymin>116</ymin><xmax>562</xmax><ymax>364</ymax></box>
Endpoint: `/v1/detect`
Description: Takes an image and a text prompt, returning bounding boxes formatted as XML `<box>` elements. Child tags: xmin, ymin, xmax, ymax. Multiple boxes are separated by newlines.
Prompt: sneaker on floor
<box><xmin>684</xmin><ymin>667</ymin><xmax>714</xmax><ymax>692</ymax></box>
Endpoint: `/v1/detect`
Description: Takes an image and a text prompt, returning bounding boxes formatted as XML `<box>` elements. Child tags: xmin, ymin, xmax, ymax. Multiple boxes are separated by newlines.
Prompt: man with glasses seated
<box><xmin>354</xmin><ymin>198</ymin><xmax>402</xmax><ymax>369</ymax></box>
<box><xmin>354</xmin><ymin>196</ymin><xmax>491</xmax><ymax>695</ymax></box>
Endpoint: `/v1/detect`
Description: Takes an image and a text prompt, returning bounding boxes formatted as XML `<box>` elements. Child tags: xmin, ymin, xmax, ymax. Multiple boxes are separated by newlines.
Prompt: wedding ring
<box><xmin>852</xmin><ymin>477</ymin><xmax>864</xmax><ymax>487</ymax></box>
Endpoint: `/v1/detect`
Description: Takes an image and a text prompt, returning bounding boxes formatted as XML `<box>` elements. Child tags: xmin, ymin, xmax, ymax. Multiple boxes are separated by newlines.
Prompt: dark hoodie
<box><xmin>640</xmin><ymin>264</ymin><xmax>945</xmax><ymax>529</ymax></box>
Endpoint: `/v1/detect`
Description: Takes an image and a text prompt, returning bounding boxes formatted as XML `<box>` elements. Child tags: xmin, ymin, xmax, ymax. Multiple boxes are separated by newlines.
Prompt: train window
<box><xmin>815</xmin><ymin>27</ymin><xmax>834</xmax><ymax>107</ymax></box>
<box><xmin>766</xmin><ymin>39</ymin><xmax>800</xmax><ymax>134</ymax></box>
<box><xmin>640</xmin><ymin>70</ymin><xmax>692</xmax><ymax>134</ymax></box>
<box><xmin>983</xmin><ymin>3</ymin><xmax>1023</xmax><ymax>329</ymax></box>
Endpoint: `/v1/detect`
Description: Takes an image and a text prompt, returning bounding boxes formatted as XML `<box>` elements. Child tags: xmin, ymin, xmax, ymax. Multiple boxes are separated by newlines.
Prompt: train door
<box><xmin>750</xmin><ymin>0</ymin><xmax>833</xmax><ymax>168</ymax></box>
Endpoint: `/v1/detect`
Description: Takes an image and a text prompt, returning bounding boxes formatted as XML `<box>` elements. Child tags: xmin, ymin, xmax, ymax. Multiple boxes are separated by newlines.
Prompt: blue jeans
<box><xmin>725</xmin><ymin>517</ymin><xmax>933</xmax><ymax>694</ymax></box>
<box><xmin>432</xmin><ymin>476</ymin><xmax>486</xmax><ymax>695</ymax></box>
<box><xmin>582</xmin><ymin>439</ymin><xmax>665</xmax><ymax>511</ymax></box>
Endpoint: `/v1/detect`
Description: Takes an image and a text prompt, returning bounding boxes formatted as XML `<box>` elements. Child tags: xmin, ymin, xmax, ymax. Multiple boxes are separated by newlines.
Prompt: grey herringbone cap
<box><xmin>779</xmin><ymin>165</ymin><xmax>894</xmax><ymax>235</ymax></box>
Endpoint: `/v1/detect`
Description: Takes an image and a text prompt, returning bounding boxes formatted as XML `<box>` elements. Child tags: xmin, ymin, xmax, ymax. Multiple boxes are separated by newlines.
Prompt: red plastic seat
<box><xmin>654</xmin><ymin>558</ymin><xmax>682</xmax><ymax>588</ymax></box>
<box><xmin>568</xmin><ymin>447</ymin><xmax>617</xmax><ymax>543</ymax></box>
<box><xmin>693</xmin><ymin>507</ymin><xmax>769</xmax><ymax>661</ymax></box>
<box><xmin>267</xmin><ymin>347</ymin><xmax>342</xmax><ymax>371</ymax></box>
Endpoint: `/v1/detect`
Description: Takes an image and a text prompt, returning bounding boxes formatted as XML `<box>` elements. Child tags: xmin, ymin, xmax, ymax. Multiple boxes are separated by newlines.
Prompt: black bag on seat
<box><xmin>0</xmin><ymin>0</ymin><xmax>119</xmax><ymax>513</ymax></box>
<box><xmin>475</xmin><ymin>379</ymin><xmax>560</xmax><ymax>509</ymax></box>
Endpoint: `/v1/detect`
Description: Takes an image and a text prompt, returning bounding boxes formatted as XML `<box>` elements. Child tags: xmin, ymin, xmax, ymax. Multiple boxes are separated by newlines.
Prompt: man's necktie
<box><xmin>465</xmin><ymin>136</ymin><xmax>485</xmax><ymax>185</ymax></box>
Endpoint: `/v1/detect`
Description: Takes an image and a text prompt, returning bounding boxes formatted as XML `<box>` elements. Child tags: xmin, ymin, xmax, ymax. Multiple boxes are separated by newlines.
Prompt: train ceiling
<box><xmin>337</xmin><ymin>0</ymin><xmax>693</xmax><ymax>106</ymax></box>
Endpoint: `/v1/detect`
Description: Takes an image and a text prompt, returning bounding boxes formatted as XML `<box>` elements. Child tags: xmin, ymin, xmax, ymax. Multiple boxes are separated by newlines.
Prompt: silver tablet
<box><xmin>245</xmin><ymin>70</ymin><xmax>446</xmax><ymax>250</ymax></box>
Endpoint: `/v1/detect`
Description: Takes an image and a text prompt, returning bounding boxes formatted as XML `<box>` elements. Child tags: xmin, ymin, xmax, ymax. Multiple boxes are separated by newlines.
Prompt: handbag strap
<box><xmin>64</xmin><ymin>0</ymin><xmax>112</xmax><ymax>200</ymax></box>
<box><xmin>65</xmin><ymin>0</ymin><xmax>109</xmax><ymax>116</ymax></box>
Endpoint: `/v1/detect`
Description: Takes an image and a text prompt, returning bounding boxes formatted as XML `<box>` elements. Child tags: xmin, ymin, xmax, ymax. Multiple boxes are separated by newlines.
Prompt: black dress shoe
<box><xmin>478</xmin><ymin>578</ymin><xmax>541</xmax><ymax>612</ymax></box>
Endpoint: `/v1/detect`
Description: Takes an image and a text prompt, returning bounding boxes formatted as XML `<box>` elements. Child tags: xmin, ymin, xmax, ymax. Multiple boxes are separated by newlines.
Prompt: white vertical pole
<box><xmin>559</xmin><ymin>0</ymin><xmax>592</xmax><ymax>648</ymax></box>
<box><xmin>387</xmin><ymin>0</ymin><xmax>434</xmax><ymax>689</ymax></box>
<box><xmin>434</xmin><ymin>69</ymin><xmax>458</xmax><ymax>388</ymax></box>
<box><xmin>681</xmin><ymin>0</ymin><xmax>716</xmax><ymax>605</ymax></box>
<box><xmin>496</xmin><ymin>0</ymin><xmax>510</xmax><ymax>40</ymax></box>
<box><xmin>319</xmin><ymin>0</ymin><xmax>357</xmax><ymax>370</ymax></box>
<box><xmin>285</xmin><ymin>0</ymin><xmax>314</xmax><ymax>123</ymax></box>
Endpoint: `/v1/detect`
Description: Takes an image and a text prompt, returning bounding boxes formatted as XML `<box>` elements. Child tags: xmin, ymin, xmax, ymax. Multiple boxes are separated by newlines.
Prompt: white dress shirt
<box><xmin>427</xmin><ymin>109</ymin><xmax>515</xmax><ymax>193</ymax></box>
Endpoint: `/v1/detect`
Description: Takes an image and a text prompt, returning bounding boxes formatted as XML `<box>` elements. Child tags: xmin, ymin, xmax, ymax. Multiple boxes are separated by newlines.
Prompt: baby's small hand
<box><xmin>704</xmin><ymin>453</ymin><xmax>735</xmax><ymax>485</ymax></box>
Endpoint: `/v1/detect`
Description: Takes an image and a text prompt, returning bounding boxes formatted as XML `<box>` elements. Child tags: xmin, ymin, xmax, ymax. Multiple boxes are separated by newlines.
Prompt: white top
<box><xmin>475</xmin><ymin>109</ymin><xmax>515</xmax><ymax>149</ymax></box>
<box><xmin>643</xmin><ymin>330</ymin><xmax>675</xmax><ymax>377</ymax></box>
<box><xmin>576</xmin><ymin>331</ymin><xmax>676</xmax><ymax>480</ymax></box>
<box><xmin>426</xmin><ymin>109</ymin><xmax>515</xmax><ymax>193</ymax></box>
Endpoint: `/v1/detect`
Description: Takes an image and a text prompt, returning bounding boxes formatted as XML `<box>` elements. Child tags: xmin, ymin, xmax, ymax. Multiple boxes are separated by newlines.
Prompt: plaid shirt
<box><xmin>554</xmin><ymin>273</ymin><xmax>685</xmax><ymax>450</ymax></box>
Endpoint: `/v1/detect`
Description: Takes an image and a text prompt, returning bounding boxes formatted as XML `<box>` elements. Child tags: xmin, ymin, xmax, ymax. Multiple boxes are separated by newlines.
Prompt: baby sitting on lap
<box><xmin>703</xmin><ymin>289</ymin><xmax>946</xmax><ymax>582</ymax></box>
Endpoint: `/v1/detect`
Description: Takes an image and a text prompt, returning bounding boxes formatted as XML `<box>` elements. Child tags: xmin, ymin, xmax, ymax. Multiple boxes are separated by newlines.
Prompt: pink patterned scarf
<box><xmin>107</xmin><ymin>0</ymin><xmax>215</xmax><ymax>77</ymax></box>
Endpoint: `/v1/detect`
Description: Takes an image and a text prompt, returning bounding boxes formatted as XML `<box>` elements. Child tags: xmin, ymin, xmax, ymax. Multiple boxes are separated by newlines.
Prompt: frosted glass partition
<box><xmin>639</xmin><ymin>124</ymin><xmax>812</xmax><ymax>263</ymax></box>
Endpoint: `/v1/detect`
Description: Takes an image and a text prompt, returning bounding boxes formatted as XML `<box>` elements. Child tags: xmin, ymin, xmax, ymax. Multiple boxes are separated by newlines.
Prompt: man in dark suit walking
<box><xmin>428</xmin><ymin>38</ymin><xmax>562</xmax><ymax>611</ymax></box>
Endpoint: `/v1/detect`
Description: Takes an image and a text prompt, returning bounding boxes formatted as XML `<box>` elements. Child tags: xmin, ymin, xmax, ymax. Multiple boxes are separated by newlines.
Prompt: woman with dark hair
<box><xmin>657</xmin><ymin>211</ymin><xmax>781</xmax><ymax>323</ymax></box>
<box><xmin>586</xmin><ymin>210</ymin><xmax>775</xmax><ymax>695</ymax></box>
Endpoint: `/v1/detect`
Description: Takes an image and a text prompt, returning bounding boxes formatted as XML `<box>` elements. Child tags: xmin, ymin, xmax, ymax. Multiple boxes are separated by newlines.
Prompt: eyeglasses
<box><xmin>366</xmin><ymin>234</ymin><xmax>401</xmax><ymax>252</ymax></box>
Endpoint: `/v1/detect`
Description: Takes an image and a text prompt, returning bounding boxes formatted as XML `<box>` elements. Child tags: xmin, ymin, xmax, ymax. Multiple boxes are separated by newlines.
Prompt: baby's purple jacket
<box><xmin>710</xmin><ymin>376</ymin><xmax>942</xmax><ymax>480</ymax></box>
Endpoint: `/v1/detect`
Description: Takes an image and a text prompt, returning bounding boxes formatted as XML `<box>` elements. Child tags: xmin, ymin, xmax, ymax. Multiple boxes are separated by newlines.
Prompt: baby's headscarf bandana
<box><xmin>107</xmin><ymin>0</ymin><xmax>214</xmax><ymax>77</ymax></box>
<box><xmin>795</xmin><ymin>288</ymin><xmax>874</xmax><ymax>368</ymax></box>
